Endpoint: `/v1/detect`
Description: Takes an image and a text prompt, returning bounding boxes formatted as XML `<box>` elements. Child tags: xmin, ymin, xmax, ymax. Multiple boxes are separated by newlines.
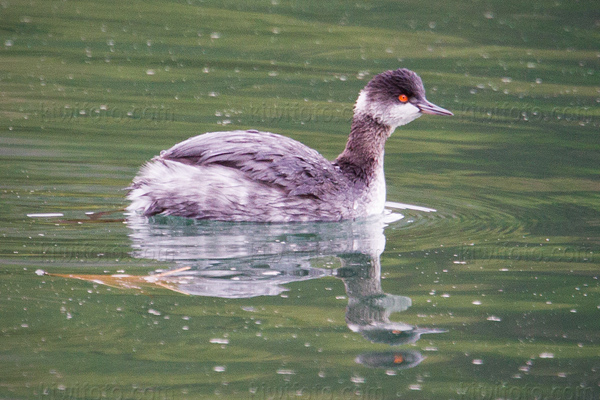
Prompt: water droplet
<box><xmin>276</xmin><ymin>369</ymin><xmax>295</xmax><ymax>375</ymax></box>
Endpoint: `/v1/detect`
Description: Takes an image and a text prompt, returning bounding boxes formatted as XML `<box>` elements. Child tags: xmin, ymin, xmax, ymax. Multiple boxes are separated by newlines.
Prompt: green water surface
<box><xmin>1</xmin><ymin>0</ymin><xmax>599</xmax><ymax>399</ymax></box>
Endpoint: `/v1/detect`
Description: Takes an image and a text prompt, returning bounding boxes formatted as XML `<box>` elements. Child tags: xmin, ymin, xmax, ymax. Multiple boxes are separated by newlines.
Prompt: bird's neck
<box><xmin>335</xmin><ymin>113</ymin><xmax>393</xmax><ymax>184</ymax></box>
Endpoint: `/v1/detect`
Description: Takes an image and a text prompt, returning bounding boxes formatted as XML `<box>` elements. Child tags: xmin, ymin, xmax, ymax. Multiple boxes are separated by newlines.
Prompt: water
<box><xmin>1</xmin><ymin>0</ymin><xmax>599</xmax><ymax>399</ymax></box>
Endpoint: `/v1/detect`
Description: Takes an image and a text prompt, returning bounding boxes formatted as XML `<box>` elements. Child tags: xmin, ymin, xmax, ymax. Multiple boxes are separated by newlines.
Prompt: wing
<box><xmin>158</xmin><ymin>130</ymin><xmax>349</xmax><ymax>199</ymax></box>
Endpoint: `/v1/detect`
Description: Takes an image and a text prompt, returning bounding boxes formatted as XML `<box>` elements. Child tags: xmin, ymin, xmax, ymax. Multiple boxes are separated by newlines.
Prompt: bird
<box><xmin>127</xmin><ymin>68</ymin><xmax>452</xmax><ymax>222</ymax></box>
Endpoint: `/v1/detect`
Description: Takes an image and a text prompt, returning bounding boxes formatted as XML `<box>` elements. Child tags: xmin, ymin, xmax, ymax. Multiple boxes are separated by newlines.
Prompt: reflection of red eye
<box><xmin>398</xmin><ymin>94</ymin><xmax>409</xmax><ymax>103</ymax></box>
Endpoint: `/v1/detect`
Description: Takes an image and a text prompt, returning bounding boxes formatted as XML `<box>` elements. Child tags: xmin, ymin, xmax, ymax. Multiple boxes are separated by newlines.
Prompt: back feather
<box><xmin>158</xmin><ymin>130</ymin><xmax>349</xmax><ymax>199</ymax></box>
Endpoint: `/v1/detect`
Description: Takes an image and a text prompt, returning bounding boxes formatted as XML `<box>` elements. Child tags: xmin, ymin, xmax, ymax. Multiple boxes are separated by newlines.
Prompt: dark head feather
<box><xmin>364</xmin><ymin>68</ymin><xmax>426</xmax><ymax>103</ymax></box>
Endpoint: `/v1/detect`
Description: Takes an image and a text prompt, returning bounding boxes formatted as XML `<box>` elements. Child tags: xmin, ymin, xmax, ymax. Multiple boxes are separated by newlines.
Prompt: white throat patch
<box><xmin>354</xmin><ymin>90</ymin><xmax>422</xmax><ymax>129</ymax></box>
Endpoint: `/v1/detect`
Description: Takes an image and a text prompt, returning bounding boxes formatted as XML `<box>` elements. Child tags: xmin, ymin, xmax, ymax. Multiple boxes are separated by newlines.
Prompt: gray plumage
<box><xmin>127</xmin><ymin>68</ymin><xmax>452</xmax><ymax>222</ymax></box>
<box><xmin>160</xmin><ymin>130</ymin><xmax>349</xmax><ymax>199</ymax></box>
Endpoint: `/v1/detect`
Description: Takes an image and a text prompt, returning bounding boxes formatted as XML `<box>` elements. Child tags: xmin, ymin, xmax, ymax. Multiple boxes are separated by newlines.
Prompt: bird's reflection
<box><xmin>50</xmin><ymin>211</ymin><xmax>445</xmax><ymax>370</ymax></box>
<box><xmin>355</xmin><ymin>350</ymin><xmax>424</xmax><ymax>370</ymax></box>
<box><xmin>337</xmin><ymin>251</ymin><xmax>446</xmax><ymax>347</ymax></box>
<box><xmin>125</xmin><ymin>213</ymin><xmax>377</xmax><ymax>298</ymax></box>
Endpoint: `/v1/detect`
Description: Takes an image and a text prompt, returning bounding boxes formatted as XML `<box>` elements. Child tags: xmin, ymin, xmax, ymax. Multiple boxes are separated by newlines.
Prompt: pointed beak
<box><xmin>417</xmin><ymin>99</ymin><xmax>453</xmax><ymax>116</ymax></box>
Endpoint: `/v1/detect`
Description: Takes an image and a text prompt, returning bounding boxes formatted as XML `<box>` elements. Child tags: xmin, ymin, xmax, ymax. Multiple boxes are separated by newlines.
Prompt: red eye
<box><xmin>398</xmin><ymin>94</ymin><xmax>409</xmax><ymax>103</ymax></box>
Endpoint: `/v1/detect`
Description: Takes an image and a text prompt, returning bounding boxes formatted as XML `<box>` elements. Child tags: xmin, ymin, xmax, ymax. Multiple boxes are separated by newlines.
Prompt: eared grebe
<box><xmin>127</xmin><ymin>68</ymin><xmax>452</xmax><ymax>222</ymax></box>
